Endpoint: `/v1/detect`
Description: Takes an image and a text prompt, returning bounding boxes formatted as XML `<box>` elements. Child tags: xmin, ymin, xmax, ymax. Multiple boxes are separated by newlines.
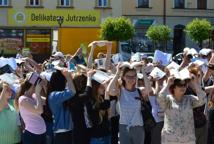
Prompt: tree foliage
<box><xmin>100</xmin><ymin>17</ymin><xmax>135</xmax><ymax>41</ymax></box>
<box><xmin>146</xmin><ymin>24</ymin><xmax>171</xmax><ymax>42</ymax></box>
<box><xmin>185</xmin><ymin>18</ymin><xmax>213</xmax><ymax>46</ymax></box>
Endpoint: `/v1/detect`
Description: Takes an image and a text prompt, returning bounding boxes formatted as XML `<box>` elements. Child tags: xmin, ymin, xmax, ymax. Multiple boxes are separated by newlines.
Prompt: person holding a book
<box><xmin>69</xmin><ymin>71</ymin><xmax>91</xmax><ymax>144</ymax></box>
<box><xmin>0</xmin><ymin>82</ymin><xmax>21</xmax><ymax>144</ymax></box>
<box><xmin>106</xmin><ymin>62</ymin><xmax>151</xmax><ymax>144</ymax></box>
<box><xmin>84</xmin><ymin>69</ymin><xmax>111</xmax><ymax>144</ymax></box>
<box><xmin>47</xmin><ymin>69</ymin><xmax>76</xmax><ymax>144</ymax></box>
<box><xmin>15</xmin><ymin>76</ymin><xmax>47</xmax><ymax>144</ymax></box>
<box><xmin>157</xmin><ymin>71</ymin><xmax>206</xmax><ymax>144</ymax></box>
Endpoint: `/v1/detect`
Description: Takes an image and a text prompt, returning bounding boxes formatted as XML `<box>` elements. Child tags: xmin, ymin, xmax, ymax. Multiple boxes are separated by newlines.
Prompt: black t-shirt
<box><xmin>85</xmin><ymin>86</ymin><xmax>111</xmax><ymax>138</ymax></box>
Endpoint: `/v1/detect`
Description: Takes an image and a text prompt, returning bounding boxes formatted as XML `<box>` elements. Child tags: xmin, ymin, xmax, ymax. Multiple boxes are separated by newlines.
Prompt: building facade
<box><xmin>122</xmin><ymin>0</ymin><xmax>214</xmax><ymax>54</ymax></box>
<box><xmin>0</xmin><ymin>0</ymin><xmax>122</xmax><ymax>61</ymax></box>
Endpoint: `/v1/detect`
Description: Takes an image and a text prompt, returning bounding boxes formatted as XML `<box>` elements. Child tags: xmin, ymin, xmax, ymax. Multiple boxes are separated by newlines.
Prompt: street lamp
<box><xmin>56</xmin><ymin>16</ymin><xmax>64</xmax><ymax>51</ymax></box>
<box><xmin>163</xmin><ymin>0</ymin><xmax>166</xmax><ymax>25</ymax></box>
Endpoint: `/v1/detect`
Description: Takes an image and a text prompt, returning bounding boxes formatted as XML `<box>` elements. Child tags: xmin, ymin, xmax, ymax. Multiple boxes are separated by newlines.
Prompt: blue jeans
<box><xmin>90</xmin><ymin>136</ymin><xmax>111</xmax><ymax>144</ymax></box>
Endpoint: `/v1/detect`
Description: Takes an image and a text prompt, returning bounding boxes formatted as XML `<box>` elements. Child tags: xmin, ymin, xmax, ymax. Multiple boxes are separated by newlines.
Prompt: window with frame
<box><xmin>174</xmin><ymin>0</ymin><xmax>185</xmax><ymax>8</ymax></box>
<box><xmin>29</xmin><ymin>0</ymin><xmax>40</xmax><ymax>6</ymax></box>
<box><xmin>197</xmin><ymin>0</ymin><xmax>207</xmax><ymax>9</ymax></box>
<box><xmin>59</xmin><ymin>0</ymin><xmax>71</xmax><ymax>7</ymax></box>
<box><xmin>138</xmin><ymin>0</ymin><xmax>149</xmax><ymax>8</ymax></box>
<box><xmin>0</xmin><ymin>0</ymin><xmax>9</xmax><ymax>6</ymax></box>
<box><xmin>97</xmin><ymin>0</ymin><xmax>109</xmax><ymax>7</ymax></box>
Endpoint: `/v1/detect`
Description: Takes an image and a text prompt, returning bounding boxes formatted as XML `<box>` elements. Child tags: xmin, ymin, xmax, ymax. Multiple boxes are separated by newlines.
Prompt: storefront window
<box><xmin>26</xmin><ymin>29</ymin><xmax>51</xmax><ymax>55</ymax></box>
<box><xmin>0</xmin><ymin>29</ymin><xmax>24</xmax><ymax>55</ymax></box>
<box><xmin>0</xmin><ymin>0</ymin><xmax>8</xmax><ymax>6</ymax></box>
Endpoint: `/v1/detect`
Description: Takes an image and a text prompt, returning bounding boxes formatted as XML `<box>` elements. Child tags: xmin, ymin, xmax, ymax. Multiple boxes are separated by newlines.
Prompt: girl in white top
<box><xmin>106</xmin><ymin>63</ymin><xmax>151</xmax><ymax>144</ymax></box>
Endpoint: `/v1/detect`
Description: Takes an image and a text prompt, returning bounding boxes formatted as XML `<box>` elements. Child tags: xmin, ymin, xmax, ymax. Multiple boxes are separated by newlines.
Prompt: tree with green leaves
<box><xmin>186</xmin><ymin>18</ymin><xmax>213</xmax><ymax>49</ymax></box>
<box><xmin>146</xmin><ymin>24</ymin><xmax>171</xmax><ymax>52</ymax></box>
<box><xmin>100</xmin><ymin>17</ymin><xmax>135</xmax><ymax>49</ymax></box>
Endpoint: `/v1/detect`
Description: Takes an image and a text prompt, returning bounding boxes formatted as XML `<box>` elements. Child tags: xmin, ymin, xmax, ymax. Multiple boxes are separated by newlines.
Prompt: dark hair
<box><xmin>91</xmin><ymin>80</ymin><xmax>102</xmax><ymax>101</ymax></box>
<box><xmin>169</xmin><ymin>79</ymin><xmax>187</xmax><ymax>95</ymax></box>
<box><xmin>15</xmin><ymin>80</ymin><xmax>33</xmax><ymax>109</ymax></box>
<box><xmin>73</xmin><ymin>73</ymin><xmax>87</xmax><ymax>94</ymax></box>
<box><xmin>47</xmin><ymin>70</ymin><xmax>68</xmax><ymax>110</ymax></box>
<box><xmin>121</xmin><ymin>67</ymin><xmax>136</xmax><ymax>87</ymax></box>
<box><xmin>48</xmin><ymin>70</ymin><xmax>66</xmax><ymax>94</ymax></box>
<box><xmin>88</xmin><ymin>79</ymin><xmax>107</xmax><ymax>126</ymax></box>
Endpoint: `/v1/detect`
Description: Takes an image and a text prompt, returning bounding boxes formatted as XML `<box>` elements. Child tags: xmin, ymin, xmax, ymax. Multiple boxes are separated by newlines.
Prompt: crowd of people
<box><xmin>0</xmin><ymin>40</ymin><xmax>214</xmax><ymax>144</ymax></box>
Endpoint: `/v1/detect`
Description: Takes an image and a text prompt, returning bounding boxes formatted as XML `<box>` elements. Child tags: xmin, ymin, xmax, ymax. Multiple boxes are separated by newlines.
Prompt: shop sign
<box><xmin>0</xmin><ymin>38</ymin><xmax>22</xmax><ymax>54</ymax></box>
<box><xmin>26</xmin><ymin>34</ymin><xmax>50</xmax><ymax>42</ymax></box>
<box><xmin>134</xmin><ymin>19</ymin><xmax>155</xmax><ymax>27</ymax></box>
<box><xmin>8</xmin><ymin>9</ymin><xmax>100</xmax><ymax>27</ymax></box>
<box><xmin>26</xmin><ymin>38</ymin><xmax>50</xmax><ymax>42</ymax></box>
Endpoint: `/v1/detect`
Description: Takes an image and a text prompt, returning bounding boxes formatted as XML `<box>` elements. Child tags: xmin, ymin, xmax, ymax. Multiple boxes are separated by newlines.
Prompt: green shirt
<box><xmin>0</xmin><ymin>100</ymin><xmax>21</xmax><ymax>144</ymax></box>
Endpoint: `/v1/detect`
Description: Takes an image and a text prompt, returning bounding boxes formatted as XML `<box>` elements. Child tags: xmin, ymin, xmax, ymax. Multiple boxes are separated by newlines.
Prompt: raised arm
<box><xmin>106</xmin><ymin>64</ymin><xmax>121</xmax><ymax>96</ymax></box>
<box><xmin>142</xmin><ymin>66</ymin><xmax>152</xmax><ymax>96</ymax></box>
<box><xmin>157</xmin><ymin>76</ymin><xmax>173</xmax><ymax>111</ymax></box>
<box><xmin>104</xmin><ymin>42</ymin><xmax>112</xmax><ymax>70</ymax></box>
<box><xmin>66</xmin><ymin>71</ymin><xmax>76</xmax><ymax>95</ymax></box>
<box><xmin>87</xmin><ymin>43</ymin><xmax>96</xmax><ymax>69</ymax></box>
<box><xmin>0</xmin><ymin>84</ymin><xmax>11</xmax><ymax>112</ymax></box>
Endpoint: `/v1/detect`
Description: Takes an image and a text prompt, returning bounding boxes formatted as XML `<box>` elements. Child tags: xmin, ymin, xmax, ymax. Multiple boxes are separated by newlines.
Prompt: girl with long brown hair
<box><xmin>84</xmin><ymin>69</ymin><xmax>111</xmax><ymax>144</ymax></box>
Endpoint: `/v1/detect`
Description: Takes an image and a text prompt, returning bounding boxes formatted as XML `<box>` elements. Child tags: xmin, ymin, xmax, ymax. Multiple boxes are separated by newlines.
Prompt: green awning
<box><xmin>135</xmin><ymin>19</ymin><xmax>154</xmax><ymax>27</ymax></box>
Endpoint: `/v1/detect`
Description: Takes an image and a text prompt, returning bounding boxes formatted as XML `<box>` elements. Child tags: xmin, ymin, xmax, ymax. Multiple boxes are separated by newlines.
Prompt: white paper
<box><xmin>15</xmin><ymin>59</ymin><xmax>25</xmax><ymax>64</ymax></box>
<box><xmin>131</xmin><ymin>52</ymin><xmax>141</xmax><ymax>62</ymax></box>
<box><xmin>169</xmin><ymin>68</ymin><xmax>180</xmax><ymax>79</ymax></box>
<box><xmin>187</xmin><ymin>48</ymin><xmax>198</xmax><ymax>56</ymax></box>
<box><xmin>179</xmin><ymin>68</ymin><xmax>191</xmax><ymax>80</ymax></box>
<box><xmin>199</xmin><ymin>48</ymin><xmax>212</xmax><ymax>56</ymax></box>
<box><xmin>52</xmin><ymin>60</ymin><xmax>61</xmax><ymax>66</ymax></box>
<box><xmin>120</xmin><ymin>62</ymin><xmax>142</xmax><ymax>69</ymax></box>
<box><xmin>153</xmin><ymin>50</ymin><xmax>172</xmax><ymax>66</ymax></box>
<box><xmin>137</xmin><ymin>73</ymin><xmax>144</xmax><ymax>79</ymax></box>
<box><xmin>0</xmin><ymin>57</ymin><xmax>17</xmax><ymax>70</ymax></box>
<box><xmin>88</xmin><ymin>40</ymin><xmax>112</xmax><ymax>47</ymax></box>
<box><xmin>10</xmin><ymin>83</ymin><xmax>21</xmax><ymax>93</ymax></box>
<box><xmin>92</xmin><ymin>70</ymin><xmax>111</xmax><ymax>84</ymax></box>
<box><xmin>0</xmin><ymin>73</ymin><xmax>19</xmax><ymax>85</ymax></box>
<box><xmin>149</xmin><ymin>67</ymin><xmax>166</xmax><ymax>80</ymax></box>
<box><xmin>131</xmin><ymin>52</ymin><xmax>147</xmax><ymax>62</ymax></box>
<box><xmin>112</xmin><ymin>54</ymin><xmax>124</xmax><ymax>64</ymax></box>
<box><xmin>94</xmin><ymin>58</ymin><xmax>106</xmax><ymax>68</ymax></box>
<box><xmin>40</xmin><ymin>71</ymin><xmax>53</xmax><ymax>81</ymax></box>
<box><xmin>167</xmin><ymin>61</ymin><xmax>180</xmax><ymax>70</ymax></box>
<box><xmin>192</xmin><ymin>58</ymin><xmax>208</xmax><ymax>66</ymax></box>
<box><xmin>169</xmin><ymin>68</ymin><xmax>191</xmax><ymax>80</ymax></box>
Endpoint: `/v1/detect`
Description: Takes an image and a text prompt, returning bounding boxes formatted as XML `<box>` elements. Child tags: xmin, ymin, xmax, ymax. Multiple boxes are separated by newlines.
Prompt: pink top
<box><xmin>19</xmin><ymin>94</ymin><xmax>46</xmax><ymax>135</ymax></box>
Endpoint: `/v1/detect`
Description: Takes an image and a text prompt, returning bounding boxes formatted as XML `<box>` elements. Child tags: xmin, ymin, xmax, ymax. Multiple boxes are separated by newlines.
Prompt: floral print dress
<box><xmin>157</xmin><ymin>90</ymin><xmax>206</xmax><ymax>144</ymax></box>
